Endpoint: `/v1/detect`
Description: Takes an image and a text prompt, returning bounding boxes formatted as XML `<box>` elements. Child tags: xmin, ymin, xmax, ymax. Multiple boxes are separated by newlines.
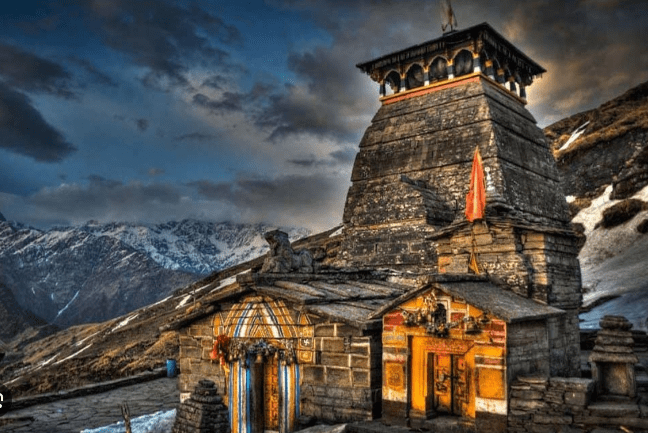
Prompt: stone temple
<box><xmin>172</xmin><ymin>22</ymin><xmax>594</xmax><ymax>433</ymax></box>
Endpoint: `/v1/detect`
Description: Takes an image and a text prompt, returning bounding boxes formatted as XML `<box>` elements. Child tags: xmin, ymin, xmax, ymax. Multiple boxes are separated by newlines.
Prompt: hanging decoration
<box><xmin>211</xmin><ymin>334</ymin><xmax>231</xmax><ymax>365</ymax></box>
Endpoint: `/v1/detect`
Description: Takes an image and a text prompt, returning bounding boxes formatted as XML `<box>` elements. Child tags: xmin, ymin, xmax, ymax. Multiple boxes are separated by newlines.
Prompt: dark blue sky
<box><xmin>1</xmin><ymin>0</ymin><xmax>647</xmax><ymax>230</ymax></box>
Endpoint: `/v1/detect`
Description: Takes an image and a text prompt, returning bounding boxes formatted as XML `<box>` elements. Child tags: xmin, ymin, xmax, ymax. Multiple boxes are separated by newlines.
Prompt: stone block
<box><xmin>510</xmin><ymin>398</ymin><xmax>547</xmax><ymax>411</ymax></box>
<box><xmin>352</xmin><ymin>370</ymin><xmax>370</xmax><ymax>387</ymax></box>
<box><xmin>327</xmin><ymin>367</ymin><xmax>352</xmax><ymax>387</ymax></box>
<box><xmin>510</xmin><ymin>389</ymin><xmax>545</xmax><ymax>400</ymax></box>
<box><xmin>302</xmin><ymin>365</ymin><xmax>326</xmax><ymax>384</ymax></box>
<box><xmin>180</xmin><ymin>346</ymin><xmax>202</xmax><ymax>359</ymax></box>
<box><xmin>314</xmin><ymin>324</ymin><xmax>335</xmax><ymax>337</ymax></box>
<box><xmin>336</xmin><ymin>323</ymin><xmax>364</xmax><ymax>337</ymax></box>
<box><xmin>533</xmin><ymin>414</ymin><xmax>572</xmax><ymax>424</ymax></box>
<box><xmin>319</xmin><ymin>337</ymin><xmax>345</xmax><ymax>353</ymax></box>
<box><xmin>564</xmin><ymin>391</ymin><xmax>588</xmax><ymax>407</ymax></box>
<box><xmin>320</xmin><ymin>352</ymin><xmax>350</xmax><ymax>367</ymax></box>
<box><xmin>351</xmin><ymin>355</ymin><xmax>370</xmax><ymax>369</ymax></box>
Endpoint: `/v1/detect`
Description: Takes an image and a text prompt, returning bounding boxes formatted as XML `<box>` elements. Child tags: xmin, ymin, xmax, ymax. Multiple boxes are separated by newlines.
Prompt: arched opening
<box><xmin>384</xmin><ymin>70</ymin><xmax>401</xmax><ymax>95</ymax></box>
<box><xmin>429</xmin><ymin>57</ymin><xmax>448</xmax><ymax>83</ymax></box>
<box><xmin>406</xmin><ymin>64</ymin><xmax>425</xmax><ymax>90</ymax></box>
<box><xmin>453</xmin><ymin>50</ymin><xmax>473</xmax><ymax>78</ymax></box>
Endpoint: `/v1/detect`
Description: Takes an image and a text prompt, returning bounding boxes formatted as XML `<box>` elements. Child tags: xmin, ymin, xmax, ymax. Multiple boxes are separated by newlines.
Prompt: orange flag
<box><xmin>465</xmin><ymin>146</ymin><xmax>486</xmax><ymax>222</ymax></box>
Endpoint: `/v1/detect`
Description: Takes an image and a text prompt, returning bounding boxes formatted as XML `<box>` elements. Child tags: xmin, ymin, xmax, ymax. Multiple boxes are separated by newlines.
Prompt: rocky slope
<box><xmin>544</xmin><ymin>80</ymin><xmax>648</xmax><ymax>331</ymax></box>
<box><xmin>0</xmin><ymin>220</ymin><xmax>309</xmax><ymax>331</ymax></box>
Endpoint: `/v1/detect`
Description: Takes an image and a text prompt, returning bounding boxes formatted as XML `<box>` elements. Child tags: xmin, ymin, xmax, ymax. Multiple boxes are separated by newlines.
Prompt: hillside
<box><xmin>544</xmin><ymin>80</ymin><xmax>648</xmax><ymax>331</ymax></box>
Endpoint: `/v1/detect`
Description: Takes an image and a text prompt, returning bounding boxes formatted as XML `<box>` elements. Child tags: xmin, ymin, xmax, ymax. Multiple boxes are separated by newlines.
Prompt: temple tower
<box><xmin>338</xmin><ymin>23</ymin><xmax>582</xmax><ymax>376</ymax></box>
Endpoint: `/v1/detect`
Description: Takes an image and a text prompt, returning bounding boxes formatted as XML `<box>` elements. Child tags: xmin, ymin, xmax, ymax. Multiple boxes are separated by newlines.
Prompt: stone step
<box><xmin>588</xmin><ymin>402</ymin><xmax>640</xmax><ymax>417</ymax></box>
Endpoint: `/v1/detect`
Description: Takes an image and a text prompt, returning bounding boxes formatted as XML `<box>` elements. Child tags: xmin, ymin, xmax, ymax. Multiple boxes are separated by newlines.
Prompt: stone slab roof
<box><xmin>240</xmin><ymin>273</ymin><xmax>412</xmax><ymax>330</ymax></box>
<box><xmin>371</xmin><ymin>276</ymin><xmax>565</xmax><ymax>323</ymax></box>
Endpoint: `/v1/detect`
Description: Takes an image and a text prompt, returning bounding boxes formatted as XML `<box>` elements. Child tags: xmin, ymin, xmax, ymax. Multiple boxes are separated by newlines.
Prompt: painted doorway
<box><xmin>433</xmin><ymin>353</ymin><xmax>468</xmax><ymax>416</ymax></box>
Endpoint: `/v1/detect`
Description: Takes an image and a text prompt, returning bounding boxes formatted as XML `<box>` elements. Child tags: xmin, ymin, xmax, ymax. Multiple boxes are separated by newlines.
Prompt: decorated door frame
<box><xmin>215</xmin><ymin>297</ymin><xmax>307</xmax><ymax>433</ymax></box>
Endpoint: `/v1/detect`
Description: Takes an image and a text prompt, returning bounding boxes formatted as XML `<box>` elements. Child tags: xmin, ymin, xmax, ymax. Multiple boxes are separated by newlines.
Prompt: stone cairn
<box><xmin>589</xmin><ymin>315</ymin><xmax>639</xmax><ymax>398</ymax></box>
<box><xmin>172</xmin><ymin>379</ymin><xmax>229</xmax><ymax>433</ymax></box>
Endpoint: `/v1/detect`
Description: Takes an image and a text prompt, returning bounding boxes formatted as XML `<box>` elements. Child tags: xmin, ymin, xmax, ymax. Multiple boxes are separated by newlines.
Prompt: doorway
<box><xmin>432</xmin><ymin>353</ymin><xmax>468</xmax><ymax>415</ymax></box>
<box><xmin>250</xmin><ymin>357</ymin><xmax>280</xmax><ymax>433</ymax></box>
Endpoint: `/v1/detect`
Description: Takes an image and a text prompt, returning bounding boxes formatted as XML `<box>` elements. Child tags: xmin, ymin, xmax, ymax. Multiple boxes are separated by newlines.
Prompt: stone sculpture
<box><xmin>261</xmin><ymin>230</ymin><xmax>314</xmax><ymax>273</ymax></box>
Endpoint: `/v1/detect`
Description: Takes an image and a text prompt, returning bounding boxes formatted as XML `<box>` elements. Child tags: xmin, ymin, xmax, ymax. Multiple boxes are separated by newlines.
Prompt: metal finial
<box><xmin>440</xmin><ymin>0</ymin><xmax>458</xmax><ymax>33</ymax></box>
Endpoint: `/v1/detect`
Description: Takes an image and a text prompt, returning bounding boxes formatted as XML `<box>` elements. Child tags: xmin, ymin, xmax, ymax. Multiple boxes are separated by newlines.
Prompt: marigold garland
<box><xmin>210</xmin><ymin>334</ymin><xmax>231</xmax><ymax>365</ymax></box>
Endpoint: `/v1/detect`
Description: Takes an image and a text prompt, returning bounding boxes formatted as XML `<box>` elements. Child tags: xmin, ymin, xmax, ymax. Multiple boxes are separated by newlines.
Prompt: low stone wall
<box><xmin>508</xmin><ymin>376</ymin><xmax>593</xmax><ymax>432</ymax></box>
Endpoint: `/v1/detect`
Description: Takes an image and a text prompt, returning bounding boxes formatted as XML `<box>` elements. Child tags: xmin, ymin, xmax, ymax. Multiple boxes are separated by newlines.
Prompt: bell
<box><xmin>255</xmin><ymin>352</ymin><xmax>264</xmax><ymax>364</ymax></box>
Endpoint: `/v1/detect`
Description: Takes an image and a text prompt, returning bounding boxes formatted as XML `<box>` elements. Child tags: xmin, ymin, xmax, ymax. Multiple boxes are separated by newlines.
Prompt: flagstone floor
<box><xmin>1</xmin><ymin>377</ymin><xmax>179</xmax><ymax>433</ymax></box>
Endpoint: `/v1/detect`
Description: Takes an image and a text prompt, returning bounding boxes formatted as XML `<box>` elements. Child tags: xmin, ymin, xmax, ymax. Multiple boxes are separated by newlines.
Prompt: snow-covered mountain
<box><xmin>0</xmin><ymin>219</ymin><xmax>309</xmax><ymax>331</ymax></box>
<box><xmin>77</xmin><ymin>219</ymin><xmax>310</xmax><ymax>275</ymax></box>
<box><xmin>545</xmin><ymin>80</ymin><xmax>648</xmax><ymax>331</ymax></box>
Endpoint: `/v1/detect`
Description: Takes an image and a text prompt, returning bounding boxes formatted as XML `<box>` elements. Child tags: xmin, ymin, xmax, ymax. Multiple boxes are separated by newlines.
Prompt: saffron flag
<box><xmin>465</xmin><ymin>146</ymin><xmax>486</xmax><ymax>222</ymax></box>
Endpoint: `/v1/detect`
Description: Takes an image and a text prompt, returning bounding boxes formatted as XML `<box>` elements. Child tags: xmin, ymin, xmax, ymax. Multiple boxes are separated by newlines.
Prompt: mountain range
<box><xmin>0</xmin><ymin>220</ymin><xmax>309</xmax><ymax>331</ymax></box>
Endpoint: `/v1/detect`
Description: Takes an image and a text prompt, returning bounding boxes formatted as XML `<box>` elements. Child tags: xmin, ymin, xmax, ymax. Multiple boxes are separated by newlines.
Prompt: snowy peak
<box><xmin>77</xmin><ymin>219</ymin><xmax>310</xmax><ymax>275</ymax></box>
<box><xmin>0</xmin><ymin>220</ymin><xmax>309</xmax><ymax>330</ymax></box>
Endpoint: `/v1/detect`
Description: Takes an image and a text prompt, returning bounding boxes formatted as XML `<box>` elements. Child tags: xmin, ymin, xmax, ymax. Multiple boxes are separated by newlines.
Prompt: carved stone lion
<box><xmin>261</xmin><ymin>230</ymin><xmax>314</xmax><ymax>273</ymax></box>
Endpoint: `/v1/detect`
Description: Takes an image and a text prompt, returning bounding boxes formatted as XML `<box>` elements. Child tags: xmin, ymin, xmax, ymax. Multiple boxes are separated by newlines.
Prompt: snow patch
<box><xmin>81</xmin><ymin>409</ymin><xmax>176</xmax><ymax>433</ymax></box>
<box><xmin>209</xmin><ymin>275</ymin><xmax>239</xmax><ymax>293</ymax></box>
<box><xmin>113</xmin><ymin>313</ymin><xmax>139</xmax><ymax>331</ymax></box>
<box><xmin>143</xmin><ymin>295</ymin><xmax>172</xmax><ymax>310</ymax></box>
<box><xmin>559</xmin><ymin>121</ymin><xmax>590</xmax><ymax>152</ymax></box>
<box><xmin>55</xmin><ymin>290</ymin><xmax>79</xmax><ymax>319</ymax></box>
<box><xmin>175</xmin><ymin>294</ymin><xmax>192</xmax><ymax>309</ymax></box>
<box><xmin>54</xmin><ymin>344</ymin><xmax>92</xmax><ymax>365</ymax></box>
<box><xmin>75</xmin><ymin>330</ymin><xmax>102</xmax><ymax>347</ymax></box>
<box><xmin>565</xmin><ymin>195</ymin><xmax>575</xmax><ymax>203</ymax></box>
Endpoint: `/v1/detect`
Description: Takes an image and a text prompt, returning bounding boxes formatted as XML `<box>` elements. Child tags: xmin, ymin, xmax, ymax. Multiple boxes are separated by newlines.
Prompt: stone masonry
<box><xmin>172</xmin><ymin>379</ymin><xmax>229</xmax><ymax>433</ymax></box>
<box><xmin>300</xmin><ymin>322</ymin><xmax>383</xmax><ymax>423</ymax></box>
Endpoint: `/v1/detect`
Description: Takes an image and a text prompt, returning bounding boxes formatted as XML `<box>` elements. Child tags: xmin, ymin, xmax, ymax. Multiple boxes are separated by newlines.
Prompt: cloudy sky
<box><xmin>1</xmin><ymin>0</ymin><xmax>647</xmax><ymax>231</ymax></box>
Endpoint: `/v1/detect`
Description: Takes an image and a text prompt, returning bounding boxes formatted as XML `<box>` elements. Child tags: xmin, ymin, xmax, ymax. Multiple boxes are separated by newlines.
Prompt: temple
<box><xmin>172</xmin><ymin>22</ymin><xmax>588</xmax><ymax>433</ymax></box>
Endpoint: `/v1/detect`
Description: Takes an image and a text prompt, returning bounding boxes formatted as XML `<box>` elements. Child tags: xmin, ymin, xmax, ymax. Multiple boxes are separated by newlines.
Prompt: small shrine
<box><xmin>589</xmin><ymin>315</ymin><xmax>639</xmax><ymax>399</ymax></box>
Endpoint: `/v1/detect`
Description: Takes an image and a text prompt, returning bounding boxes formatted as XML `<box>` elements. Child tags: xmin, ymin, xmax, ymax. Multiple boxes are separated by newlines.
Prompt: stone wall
<box><xmin>178</xmin><ymin>315</ymin><xmax>225</xmax><ymax>402</ymax></box>
<box><xmin>508</xmin><ymin>376</ymin><xmax>594</xmax><ymax>433</ymax></box>
<box><xmin>300</xmin><ymin>322</ymin><xmax>382</xmax><ymax>423</ymax></box>
<box><xmin>506</xmin><ymin>320</ymin><xmax>550</xmax><ymax>384</ymax></box>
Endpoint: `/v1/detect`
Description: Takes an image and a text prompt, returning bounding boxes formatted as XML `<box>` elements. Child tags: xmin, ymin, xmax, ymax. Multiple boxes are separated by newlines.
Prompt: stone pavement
<box><xmin>1</xmin><ymin>377</ymin><xmax>179</xmax><ymax>433</ymax></box>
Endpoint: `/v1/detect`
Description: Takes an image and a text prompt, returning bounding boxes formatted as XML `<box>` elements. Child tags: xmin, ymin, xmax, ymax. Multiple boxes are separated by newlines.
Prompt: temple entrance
<box><xmin>250</xmin><ymin>357</ymin><xmax>280</xmax><ymax>433</ymax></box>
<box><xmin>433</xmin><ymin>354</ymin><xmax>468</xmax><ymax>416</ymax></box>
<box><xmin>410</xmin><ymin>337</ymin><xmax>469</xmax><ymax>419</ymax></box>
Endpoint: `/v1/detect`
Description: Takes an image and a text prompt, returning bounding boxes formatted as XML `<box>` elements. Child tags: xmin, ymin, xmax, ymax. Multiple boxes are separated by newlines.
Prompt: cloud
<box><xmin>148</xmin><ymin>168</ymin><xmax>165</xmax><ymax>177</ymax></box>
<box><xmin>0</xmin><ymin>172</ymin><xmax>348</xmax><ymax>231</ymax></box>
<box><xmin>287</xmin><ymin>147</ymin><xmax>357</xmax><ymax>168</ymax></box>
<box><xmin>82</xmin><ymin>0</ymin><xmax>242</xmax><ymax>89</ymax></box>
<box><xmin>188</xmin><ymin>173</ymin><xmax>349</xmax><ymax>230</ymax></box>
<box><xmin>192</xmin><ymin>82</ymin><xmax>274</xmax><ymax>115</ymax></box>
<box><xmin>67</xmin><ymin>56</ymin><xmax>118</xmax><ymax>87</ymax></box>
<box><xmin>0</xmin><ymin>42</ymin><xmax>76</xmax><ymax>98</ymax></box>
<box><xmin>0</xmin><ymin>83</ymin><xmax>77</xmax><ymax>162</ymax></box>
<box><xmin>174</xmin><ymin>132</ymin><xmax>217</xmax><ymax>142</ymax></box>
<box><xmin>135</xmin><ymin>118</ymin><xmax>149</xmax><ymax>132</ymax></box>
<box><xmin>22</xmin><ymin>176</ymin><xmax>183</xmax><ymax>226</ymax></box>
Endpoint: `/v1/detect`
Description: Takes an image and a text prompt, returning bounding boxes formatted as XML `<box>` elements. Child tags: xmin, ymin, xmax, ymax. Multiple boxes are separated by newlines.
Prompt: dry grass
<box><xmin>596</xmin><ymin>198</ymin><xmax>647</xmax><ymax>229</ymax></box>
